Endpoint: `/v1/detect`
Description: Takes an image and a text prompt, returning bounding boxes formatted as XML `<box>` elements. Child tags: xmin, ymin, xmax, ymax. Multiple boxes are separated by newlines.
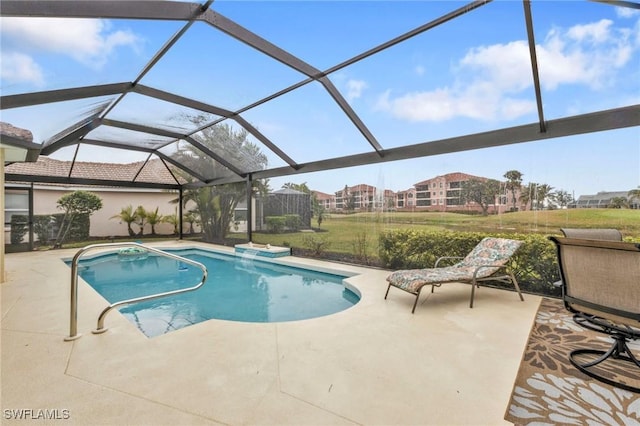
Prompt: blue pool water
<box><xmin>71</xmin><ymin>248</ymin><xmax>359</xmax><ymax>337</ymax></box>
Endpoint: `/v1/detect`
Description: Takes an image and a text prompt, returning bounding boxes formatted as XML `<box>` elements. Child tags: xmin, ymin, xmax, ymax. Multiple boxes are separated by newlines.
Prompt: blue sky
<box><xmin>1</xmin><ymin>1</ymin><xmax>639</xmax><ymax>198</ymax></box>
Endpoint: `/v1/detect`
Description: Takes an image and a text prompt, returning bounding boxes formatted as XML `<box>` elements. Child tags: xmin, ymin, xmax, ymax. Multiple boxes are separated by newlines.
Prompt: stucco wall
<box><xmin>33</xmin><ymin>186</ymin><xmax>183</xmax><ymax>237</ymax></box>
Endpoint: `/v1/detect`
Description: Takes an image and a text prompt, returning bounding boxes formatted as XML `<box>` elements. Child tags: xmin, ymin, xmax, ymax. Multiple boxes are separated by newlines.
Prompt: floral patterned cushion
<box><xmin>386</xmin><ymin>238</ymin><xmax>522</xmax><ymax>294</ymax></box>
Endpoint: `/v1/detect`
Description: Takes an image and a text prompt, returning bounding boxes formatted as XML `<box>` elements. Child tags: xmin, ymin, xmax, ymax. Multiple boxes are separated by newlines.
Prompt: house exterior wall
<box><xmin>31</xmin><ymin>185</ymin><xmax>180</xmax><ymax>237</ymax></box>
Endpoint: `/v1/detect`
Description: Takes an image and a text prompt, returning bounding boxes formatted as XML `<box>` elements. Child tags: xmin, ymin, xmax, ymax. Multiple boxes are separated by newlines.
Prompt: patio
<box><xmin>1</xmin><ymin>240</ymin><xmax>541</xmax><ymax>425</ymax></box>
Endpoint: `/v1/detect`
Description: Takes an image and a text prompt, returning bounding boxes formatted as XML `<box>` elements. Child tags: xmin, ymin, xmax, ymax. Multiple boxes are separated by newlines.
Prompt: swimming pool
<box><xmin>72</xmin><ymin>248</ymin><xmax>360</xmax><ymax>337</ymax></box>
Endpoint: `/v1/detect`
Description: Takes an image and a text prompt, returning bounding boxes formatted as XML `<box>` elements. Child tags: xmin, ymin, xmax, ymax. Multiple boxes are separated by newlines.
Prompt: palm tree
<box><xmin>519</xmin><ymin>183</ymin><xmax>536</xmax><ymax>210</ymax></box>
<box><xmin>134</xmin><ymin>205</ymin><xmax>147</xmax><ymax>236</ymax></box>
<box><xmin>535</xmin><ymin>184</ymin><xmax>554</xmax><ymax>210</ymax></box>
<box><xmin>145</xmin><ymin>207</ymin><xmax>163</xmax><ymax>235</ymax></box>
<box><xmin>184</xmin><ymin>210</ymin><xmax>200</xmax><ymax>234</ymax></box>
<box><xmin>162</xmin><ymin>213</ymin><xmax>179</xmax><ymax>235</ymax></box>
<box><xmin>503</xmin><ymin>170</ymin><xmax>523</xmax><ymax>211</ymax></box>
<box><xmin>110</xmin><ymin>205</ymin><xmax>138</xmax><ymax>237</ymax></box>
<box><xmin>170</xmin><ymin>120</ymin><xmax>269</xmax><ymax>242</ymax></box>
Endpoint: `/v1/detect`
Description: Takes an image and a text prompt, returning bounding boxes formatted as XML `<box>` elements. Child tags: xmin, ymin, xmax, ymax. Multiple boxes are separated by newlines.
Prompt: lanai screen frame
<box><xmin>2</xmin><ymin>0</ymin><xmax>640</xmax><ymax>240</ymax></box>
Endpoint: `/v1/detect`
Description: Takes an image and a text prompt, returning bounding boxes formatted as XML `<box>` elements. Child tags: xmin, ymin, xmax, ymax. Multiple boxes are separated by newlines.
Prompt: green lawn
<box><xmin>250</xmin><ymin>209</ymin><xmax>640</xmax><ymax>258</ymax></box>
<box><xmin>48</xmin><ymin>208</ymin><xmax>639</xmax><ymax>261</ymax></box>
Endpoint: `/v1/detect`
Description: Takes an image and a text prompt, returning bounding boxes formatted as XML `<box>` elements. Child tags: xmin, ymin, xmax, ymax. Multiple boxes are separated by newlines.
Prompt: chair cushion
<box><xmin>387</xmin><ymin>266</ymin><xmax>484</xmax><ymax>293</ymax></box>
<box><xmin>458</xmin><ymin>238</ymin><xmax>522</xmax><ymax>268</ymax></box>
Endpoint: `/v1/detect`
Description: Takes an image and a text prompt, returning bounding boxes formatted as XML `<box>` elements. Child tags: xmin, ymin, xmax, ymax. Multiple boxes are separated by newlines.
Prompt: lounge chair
<box><xmin>385</xmin><ymin>237</ymin><xmax>524</xmax><ymax>313</ymax></box>
<box><xmin>550</xmin><ymin>236</ymin><xmax>640</xmax><ymax>393</ymax></box>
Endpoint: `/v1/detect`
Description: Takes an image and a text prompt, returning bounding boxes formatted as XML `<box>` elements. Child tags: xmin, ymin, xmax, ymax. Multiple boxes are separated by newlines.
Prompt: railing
<box><xmin>64</xmin><ymin>242</ymin><xmax>207</xmax><ymax>341</ymax></box>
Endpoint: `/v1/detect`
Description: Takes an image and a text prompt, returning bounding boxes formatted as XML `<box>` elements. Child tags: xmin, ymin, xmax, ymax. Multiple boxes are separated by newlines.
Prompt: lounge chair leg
<box><xmin>411</xmin><ymin>288</ymin><xmax>423</xmax><ymax>314</ymax></box>
<box><xmin>510</xmin><ymin>272</ymin><xmax>524</xmax><ymax>301</ymax></box>
<box><xmin>470</xmin><ymin>279</ymin><xmax>476</xmax><ymax>308</ymax></box>
<box><xmin>384</xmin><ymin>283</ymin><xmax>391</xmax><ymax>300</ymax></box>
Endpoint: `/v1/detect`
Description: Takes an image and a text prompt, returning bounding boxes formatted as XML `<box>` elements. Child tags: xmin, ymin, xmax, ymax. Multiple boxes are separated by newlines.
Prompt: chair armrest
<box><xmin>435</xmin><ymin>256</ymin><xmax>463</xmax><ymax>268</ymax></box>
<box><xmin>472</xmin><ymin>264</ymin><xmax>510</xmax><ymax>279</ymax></box>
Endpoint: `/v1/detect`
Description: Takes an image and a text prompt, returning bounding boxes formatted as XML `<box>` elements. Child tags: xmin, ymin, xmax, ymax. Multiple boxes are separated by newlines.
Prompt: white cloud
<box><xmin>566</xmin><ymin>19</ymin><xmax>613</xmax><ymax>43</ymax></box>
<box><xmin>540</xmin><ymin>19</ymin><xmax>634</xmax><ymax>90</ymax></box>
<box><xmin>414</xmin><ymin>65</ymin><xmax>425</xmax><ymax>76</ymax></box>
<box><xmin>0</xmin><ymin>51</ymin><xmax>44</xmax><ymax>86</ymax></box>
<box><xmin>0</xmin><ymin>17</ymin><xmax>141</xmax><ymax>72</ymax></box>
<box><xmin>460</xmin><ymin>40</ymin><xmax>533</xmax><ymax>93</ymax></box>
<box><xmin>346</xmin><ymin>79</ymin><xmax>368</xmax><ymax>101</ymax></box>
<box><xmin>378</xmin><ymin>18</ymin><xmax>637</xmax><ymax>123</ymax></box>
<box><xmin>616</xmin><ymin>6</ymin><xmax>640</xmax><ymax>19</ymax></box>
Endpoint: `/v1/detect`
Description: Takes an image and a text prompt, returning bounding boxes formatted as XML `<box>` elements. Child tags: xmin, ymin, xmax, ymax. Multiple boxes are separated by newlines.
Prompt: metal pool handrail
<box><xmin>64</xmin><ymin>242</ymin><xmax>208</xmax><ymax>341</ymax></box>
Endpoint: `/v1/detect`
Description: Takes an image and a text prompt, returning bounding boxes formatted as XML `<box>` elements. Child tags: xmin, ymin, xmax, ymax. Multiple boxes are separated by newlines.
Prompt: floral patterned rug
<box><xmin>505</xmin><ymin>298</ymin><xmax>640</xmax><ymax>425</ymax></box>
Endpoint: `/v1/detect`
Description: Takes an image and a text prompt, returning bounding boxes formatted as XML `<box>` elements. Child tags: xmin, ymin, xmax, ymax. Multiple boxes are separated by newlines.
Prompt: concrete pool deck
<box><xmin>1</xmin><ymin>240</ymin><xmax>541</xmax><ymax>425</ymax></box>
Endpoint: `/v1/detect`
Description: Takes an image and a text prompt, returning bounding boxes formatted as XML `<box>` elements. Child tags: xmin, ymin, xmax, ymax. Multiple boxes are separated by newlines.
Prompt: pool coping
<box><xmin>68</xmin><ymin>243</ymin><xmax>366</xmax><ymax>335</ymax></box>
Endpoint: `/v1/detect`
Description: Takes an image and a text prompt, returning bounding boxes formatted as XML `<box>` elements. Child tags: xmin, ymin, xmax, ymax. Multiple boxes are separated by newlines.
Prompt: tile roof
<box><xmin>5</xmin><ymin>157</ymin><xmax>181</xmax><ymax>185</ymax></box>
<box><xmin>0</xmin><ymin>121</ymin><xmax>34</xmax><ymax>142</ymax></box>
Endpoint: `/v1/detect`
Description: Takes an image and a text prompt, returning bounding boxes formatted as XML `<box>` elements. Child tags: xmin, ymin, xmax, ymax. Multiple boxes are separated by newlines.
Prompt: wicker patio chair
<box><xmin>550</xmin><ymin>236</ymin><xmax>640</xmax><ymax>393</ymax></box>
<box><xmin>385</xmin><ymin>237</ymin><xmax>524</xmax><ymax>313</ymax></box>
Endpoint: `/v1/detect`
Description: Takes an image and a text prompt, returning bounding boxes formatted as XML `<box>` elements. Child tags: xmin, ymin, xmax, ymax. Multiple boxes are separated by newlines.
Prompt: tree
<box><xmin>162</xmin><ymin>213</ymin><xmax>179</xmax><ymax>235</ymax></box>
<box><xmin>134</xmin><ymin>205</ymin><xmax>147</xmax><ymax>236</ymax></box>
<box><xmin>184</xmin><ymin>210</ymin><xmax>200</xmax><ymax>234</ymax></box>
<box><xmin>314</xmin><ymin>202</ymin><xmax>326</xmax><ymax>229</ymax></box>
<box><xmin>145</xmin><ymin>207</ymin><xmax>163</xmax><ymax>235</ymax></box>
<box><xmin>519</xmin><ymin>183</ymin><xmax>536</xmax><ymax>210</ymax></box>
<box><xmin>535</xmin><ymin>184</ymin><xmax>554</xmax><ymax>210</ymax></box>
<box><xmin>460</xmin><ymin>179</ymin><xmax>501</xmax><ymax>216</ymax></box>
<box><xmin>503</xmin><ymin>170</ymin><xmax>523</xmax><ymax>211</ymax></box>
<box><xmin>609</xmin><ymin>197</ymin><xmax>628</xmax><ymax>209</ymax></box>
<box><xmin>173</xmin><ymin>120</ymin><xmax>269</xmax><ymax>242</ymax></box>
<box><xmin>551</xmin><ymin>190</ymin><xmax>574</xmax><ymax>209</ymax></box>
<box><xmin>54</xmin><ymin>191</ymin><xmax>103</xmax><ymax>248</ymax></box>
<box><xmin>282</xmin><ymin>182</ymin><xmax>311</xmax><ymax>193</ymax></box>
<box><xmin>520</xmin><ymin>182</ymin><xmax>553</xmax><ymax>210</ymax></box>
<box><xmin>628</xmin><ymin>188</ymin><xmax>640</xmax><ymax>209</ymax></box>
<box><xmin>342</xmin><ymin>185</ymin><xmax>356</xmax><ymax>212</ymax></box>
<box><xmin>111</xmin><ymin>205</ymin><xmax>138</xmax><ymax>237</ymax></box>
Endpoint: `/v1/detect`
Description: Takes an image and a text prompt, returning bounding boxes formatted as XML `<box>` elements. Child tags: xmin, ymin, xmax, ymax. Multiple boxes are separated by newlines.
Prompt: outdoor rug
<box><xmin>505</xmin><ymin>297</ymin><xmax>640</xmax><ymax>425</ymax></box>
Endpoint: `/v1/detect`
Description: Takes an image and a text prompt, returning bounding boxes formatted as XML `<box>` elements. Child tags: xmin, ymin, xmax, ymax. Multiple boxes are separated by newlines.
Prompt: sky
<box><xmin>1</xmin><ymin>0</ymin><xmax>639</xmax><ymax>198</ymax></box>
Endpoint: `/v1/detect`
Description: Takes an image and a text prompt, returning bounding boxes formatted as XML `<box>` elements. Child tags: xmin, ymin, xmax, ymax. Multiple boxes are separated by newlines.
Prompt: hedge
<box><xmin>378</xmin><ymin>229</ymin><xmax>561</xmax><ymax>297</ymax></box>
<box><xmin>13</xmin><ymin>213</ymin><xmax>91</xmax><ymax>245</ymax></box>
<box><xmin>10</xmin><ymin>215</ymin><xmax>28</xmax><ymax>245</ymax></box>
<box><xmin>265</xmin><ymin>216</ymin><xmax>286</xmax><ymax>233</ymax></box>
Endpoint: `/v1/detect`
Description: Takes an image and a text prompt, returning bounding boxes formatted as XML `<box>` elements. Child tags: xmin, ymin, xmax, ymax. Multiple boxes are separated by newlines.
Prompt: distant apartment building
<box><xmin>324</xmin><ymin>173</ymin><xmax>516</xmax><ymax>213</ymax></box>
<box><xmin>400</xmin><ymin>172</ymin><xmax>513</xmax><ymax>213</ymax></box>
<box><xmin>333</xmin><ymin>184</ymin><xmax>395</xmax><ymax>212</ymax></box>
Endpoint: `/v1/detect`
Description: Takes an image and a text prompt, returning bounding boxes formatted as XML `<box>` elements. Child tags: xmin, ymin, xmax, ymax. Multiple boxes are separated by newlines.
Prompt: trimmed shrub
<box><xmin>302</xmin><ymin>235</ymin><xmax>331</xmax><ymax>256</ymax></box>
<box><xmin>265</xmin><ymin>216</ymin><xmax>286</xmax><ymax>233</ymax></box>
<box><xmin>34</xmin><ymin>215</ymin><xmax>52</xmax><ymax>243</ymax></box>
<box><xmin>50</xmin><ymin>213</ymin><xmax>90</xmax><ymax>243</ymax></box>
<box><xmin>10</xmin><ymin>215</ymin><xmax>28</xmax><ymax>245</ymax></box>
<box><xmin>284</xmin><ymin>214</ymin><xmax>301</xmax><ymax>231</ymax></box>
